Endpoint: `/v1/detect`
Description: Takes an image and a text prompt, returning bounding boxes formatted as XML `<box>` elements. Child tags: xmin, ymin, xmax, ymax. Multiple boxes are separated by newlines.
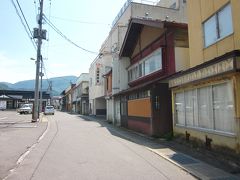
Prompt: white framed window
<box><xmin>174</xmin><ymin>81</ymin><xmax>235</xmax><ymax>135</ymax></box>
<box><xmin>198</xmin><ymin>86</ymin><xmax>213</xmax><ymax>129</ymax></box>
<box><xmin>175</xmin><ymin>92</ymin><xmax>185</xmax><ymax>125</ymax></box>
<box><xmin>213</xmin><ymin>83</ymin><xmax>234</xmax><ymax>133</ymax></box>
<box><xmin>203</xmin><ymin>3</ymin><xmax>233</xmax><ymax>47</ymax></box>
<box><xmin>185</xmin><ymin>89</ymin><xmax>197</xmax><ymax>127</ymax></box>
<box><xmin>128</xmin><ymin>48</ymin><xmax>162</xmax><ymax>82</ymax></box>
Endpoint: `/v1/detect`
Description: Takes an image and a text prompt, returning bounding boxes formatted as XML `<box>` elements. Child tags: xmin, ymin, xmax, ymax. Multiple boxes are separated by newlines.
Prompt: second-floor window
<box><xmin>128</xmin><ymin>48</ymin><xmax>162</xmax><ymax>82</ymax></box>
<box><xmin>203</xmin><ymin>3</ymin><xmax>233</xmax><ymax>47</ymax></box>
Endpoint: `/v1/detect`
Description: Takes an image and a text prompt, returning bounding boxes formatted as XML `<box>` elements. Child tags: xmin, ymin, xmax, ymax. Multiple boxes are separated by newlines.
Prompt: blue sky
<box><xmin>0</xmin><ymin>0</ymin><xmax>127</xmax><ymax>83</ymax></box>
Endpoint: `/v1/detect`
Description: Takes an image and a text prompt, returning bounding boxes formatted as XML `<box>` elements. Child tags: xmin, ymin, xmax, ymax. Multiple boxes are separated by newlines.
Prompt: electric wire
<box><xmin>45</xmin><ymin>0</ymin><xmax>52</xmax><ymax>62</ymax></box>
<box><xmin>11</xmin><ymin>0</ymin><xmax>37</xmax><ymax>51</ymax></box>
<box><xmin>42</xmin><ymin>60</ymin><xmax>51</xmax><ymax>88</ymax></box>
<box><xmin>16</xmin><ymin>0</ymin><xmax>33</xmax><ymax>38</ymax></box>
<box><xmin>50</xmin><ymin>16</ymin><xmax>111</xmax><ymax>26</ymax></box>
<box><xmin>43</xmin><ymin>16</ymin><xmax>98</xmax><ymax>55</ymax></box>
<box><xmin>42</xmin><ymin>62</ymin><xmax>77</xmax><ymax>84</ymax></box>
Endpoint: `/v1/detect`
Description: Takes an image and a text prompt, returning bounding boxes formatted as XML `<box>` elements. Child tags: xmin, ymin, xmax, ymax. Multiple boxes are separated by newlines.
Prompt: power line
<box><xmin>16</xmin><ymin>0</ymin><xmax>33</xmax><ymax>38</ymax></box>
<box><xmin>45</xmin><ymin>0</ymin><xmax>52</xmax><ymax>60</ymax></box>
<box><xmin>42</xmin><ymin>61</ymin><xmax>77</xmax><ymax>84</ymax></box>
<box><xmin>42</xmin><ymin>60</ymin><xmax>51</xmax><ymax>86</ymax></box>
<box><xmin>51</xmin><ymin>16</ymin><xmax>111</xmax><ymax>26</ymax></box>
<box><xmin>11</xmin><ymin>0</ymin><xmax>37</xmax><ymax>51</ymax></box>
<box><xmin>43</xmin><ymin>16</ymin><xmax>98</xmax><ymax>55</ymax></box>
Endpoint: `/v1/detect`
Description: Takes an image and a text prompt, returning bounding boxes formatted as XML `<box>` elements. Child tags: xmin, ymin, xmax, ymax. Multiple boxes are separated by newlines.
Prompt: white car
<box><xmin>17</xmin><ymin>104</ymin><xmax>33</xmax><ymax>114</ymax></box>
<box><xmin>44</xmin><ymin>105</ymin><xmax>55</xmax><ymax>115</ymax></box>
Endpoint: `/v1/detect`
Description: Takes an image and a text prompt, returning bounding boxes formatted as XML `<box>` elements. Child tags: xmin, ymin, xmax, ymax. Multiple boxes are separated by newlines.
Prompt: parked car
<box><xmin>17</xmin><ymin>104</ymin><xmax>33</xmax><ymax>114</ymax></box>
<box><xmin>44</xmin><ymin>105</ymin><xmax>55</xmax><ymax>115</ymax></box>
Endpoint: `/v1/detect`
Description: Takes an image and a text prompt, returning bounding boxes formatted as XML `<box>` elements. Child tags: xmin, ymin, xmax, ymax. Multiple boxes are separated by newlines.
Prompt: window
<box><xmin>129</xmin><ymin>93</ymin><xmax>138</xmax><ymax>100</ymax></box>
<box><xmin>175</xmin><ymin>92</ymin><xmax>185</xmax><ymax>125</ymax></box>
<box><xmin>198</xmin><ymin>86</ymin><xmax>213</xmax><ymax>129</ymax></box>
<box><xmin>175</xmin><ymin>81</ymin><xmax>235</xmax><ymax>135</ymax></box>
<box><xmin>185</xmin><ymin>89</ymin><xmax>197</xmax><ymax>127</ymax></box>
<box><xmin>128</xmin><ymin>90</ymin><xmax>150</xmax><ymax>100</ymax></box>
<box><xmin>128</xmin><ymin>48</ymin><xmax>162</xmax><ymax>82</ymax></box>
<box><xmin>213</xmin><ymin>83</ymin><xmax>234</xmax><ymax>132</ymax></box>
<box><xmin>203</xmin><ymin>4</ymin><xmax>233</xmax><ymax>47</ymax></box>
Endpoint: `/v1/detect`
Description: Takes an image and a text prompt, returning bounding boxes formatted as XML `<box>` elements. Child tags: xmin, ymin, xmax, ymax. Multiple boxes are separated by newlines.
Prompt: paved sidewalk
<box><xmin>0</xmin><ymin>112</ymin><xmax>48</xmax><ymax>179</ymax></box>
<box><xmin>80</xmin><ymin>115</ymin><xmax>239</xmax><ymax>180</ymax></box>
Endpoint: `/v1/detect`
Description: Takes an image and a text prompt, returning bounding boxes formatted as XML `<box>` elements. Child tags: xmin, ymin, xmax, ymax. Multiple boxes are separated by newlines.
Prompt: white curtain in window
<box><xmin>175</xmin><ymin>92</ymin><xmax>185</xmax><ymax>125</ymax></box>
<box><xmin>185</xmin><ymin>90</ymin><xmax>194</xmax><ymax>126</ymax></box>
<box><xmin>198</xmin><ymin>86</ymin><xmax>213</xmax><ymax>129</ymax></box>
<box><xmin>218</xmin><ymin>4</ymin><xmax>233</xmax><ymax>38</ymax></box>
<box><xmin>213</xmin><ymin>82</ymin><xmax>235</xmax><ymax>133</ymax></box>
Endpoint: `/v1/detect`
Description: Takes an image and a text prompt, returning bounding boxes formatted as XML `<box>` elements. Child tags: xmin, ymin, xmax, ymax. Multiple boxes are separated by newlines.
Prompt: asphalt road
<box><xmin>0</xmin><ymin>110</ymin><xmax>47</xmax><ymax>180</ymax></box>
<box><xmin>6</xmin><ymin>111</ymin><xmax>195</xmax><ymax>180</ymax></box>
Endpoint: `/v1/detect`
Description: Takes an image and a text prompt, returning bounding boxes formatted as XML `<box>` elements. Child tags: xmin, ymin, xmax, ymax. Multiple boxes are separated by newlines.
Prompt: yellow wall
<box><xmin>187</xmin><ymin>0</ymin><xmax>240</xmax><ymax>67</ymax></box>
<box><xmin>128</xmin><ymin>98</ymin><xmax>151</xmax><ymax>117</ymax></box>
<box><xmin>172</xmin><ymin>73</ymin><xmax>240</xmax><ymax>152</ymax></box>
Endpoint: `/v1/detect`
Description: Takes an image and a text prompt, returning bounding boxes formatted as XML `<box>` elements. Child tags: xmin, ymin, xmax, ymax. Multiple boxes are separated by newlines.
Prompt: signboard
<box><xmin>0</xmin><ymin>101</ymin><xmax>7</xmax><ymax>110</ymax></box>
<box><xmin>169</xmin><ymin>58</ymin><xmax>234</xmax><ymax>88</ymax></box>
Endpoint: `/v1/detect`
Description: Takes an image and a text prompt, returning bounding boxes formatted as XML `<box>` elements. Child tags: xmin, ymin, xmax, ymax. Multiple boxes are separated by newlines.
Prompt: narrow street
<box><xmin>6</xmin><ymin>111</ymin><xmax>195</xmax><ymax>180</ymax></box>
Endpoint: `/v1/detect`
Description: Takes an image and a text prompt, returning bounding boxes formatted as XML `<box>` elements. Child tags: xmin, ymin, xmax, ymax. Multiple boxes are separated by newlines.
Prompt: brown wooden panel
<box><xmin>128</xmin><ymin>98</ymin><xmax>151</xmax><ymax>117</ymax></box>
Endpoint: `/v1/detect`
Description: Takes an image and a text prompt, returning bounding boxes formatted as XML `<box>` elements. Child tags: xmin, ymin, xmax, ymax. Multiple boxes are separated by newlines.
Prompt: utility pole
<box><xmin>32</xmin><ymin>0</ymin><xmax>44</xmax><ymax>122</ymax></box>
<box><xmin>39</xmin><ymin>58</ymin><xmax>44</xmax><ymax>114</ymax></box>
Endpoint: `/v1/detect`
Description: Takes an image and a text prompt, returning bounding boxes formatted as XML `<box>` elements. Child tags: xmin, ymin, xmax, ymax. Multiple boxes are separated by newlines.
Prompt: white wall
<box><xmin>106</xmin><ymin>99</ymin><xmax>114</xmax><ymax>121</ymax></box>
<box><xmin>131</xmin><ymin>2</ymin><xmax>187</xmax><ymax>23</ymax></box>
<box><xmin>89</xmin><ymin>55</ymin><xmax>112</xmax><ymax>100</ymax></box>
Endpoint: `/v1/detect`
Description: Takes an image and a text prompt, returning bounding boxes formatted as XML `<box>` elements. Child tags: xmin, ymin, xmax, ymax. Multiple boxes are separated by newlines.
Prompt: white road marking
<box><xmin>0</xmin><ymin>117</ymin><xmax>7</xmax><ymax>120</ymax></box>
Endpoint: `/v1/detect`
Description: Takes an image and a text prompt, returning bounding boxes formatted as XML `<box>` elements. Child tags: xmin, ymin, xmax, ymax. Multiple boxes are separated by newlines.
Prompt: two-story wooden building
<box><xmin>118</xmin><ymin>18</ymin><xmax>189</xmax><ymax>136</ymax></box>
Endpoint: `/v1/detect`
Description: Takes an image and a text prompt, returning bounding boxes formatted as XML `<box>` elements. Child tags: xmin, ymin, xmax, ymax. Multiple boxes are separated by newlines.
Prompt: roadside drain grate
<box><xmin>168</xmin><ymin>153</ymin><xmax>199</xmax><ymax>165</ymax></box>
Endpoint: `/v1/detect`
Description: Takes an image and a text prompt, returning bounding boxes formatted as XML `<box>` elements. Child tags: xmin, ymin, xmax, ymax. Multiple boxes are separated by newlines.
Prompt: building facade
<box><xmin>64</xmin><ymin>84</ymin><xmax>75</xmax><ymax>112</ymax></box>
<box><xmin>102</xmin><ymin>0</ymin><xmax>188</xmax><ymax>125</ymax></box>
<box><xmin>118</xmin><ymin>17</ymin><xmax>189</xmax><ymax>136</ymax></box>
<box><xmin>0</xmin><ymin>90</ymin><xmax>51</xmax><ymax>110</ymax></box>
<box><xmin>169</xmin><ymin>0</ymin><xmax>240</xmax><ymax>152</ymax></box>
<box><xmin>74</xmin><ymin>73</ymin><xmax>89</xmax><ymax>115</ymax></box>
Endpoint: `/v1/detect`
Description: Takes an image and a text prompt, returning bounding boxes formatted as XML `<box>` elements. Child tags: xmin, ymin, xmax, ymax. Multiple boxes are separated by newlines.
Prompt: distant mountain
<box><xmin>0</xmin><ymin>83</ymin><xmax>10</xmax><ymax>90</ymax></box>
<box><xmin>0</xmin><ymin>76</ymin><xmax>78</xmax><ymax>95</ymax></box>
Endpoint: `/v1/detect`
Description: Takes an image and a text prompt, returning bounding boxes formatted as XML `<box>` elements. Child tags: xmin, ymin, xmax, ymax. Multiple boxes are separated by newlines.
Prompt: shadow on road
<box><xmin>75</xmin><ymin>114</ymin><xmax>240</xmax><ymax>178</ymax></box>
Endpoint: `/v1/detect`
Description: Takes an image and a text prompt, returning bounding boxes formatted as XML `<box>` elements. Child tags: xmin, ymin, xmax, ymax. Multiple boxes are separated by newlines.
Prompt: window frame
<box><xmin>203</xmin><ymin>3</ymin><xmax>233</xmax><ymax>48</ymax></box>
<box><xmin>174</xmin><ymin>81</ymin><xmax>236</xmax><ymax>137</ymax></box>
<box><xmin>127</xmin><ymin>48</ymin><xmax>162</xmax><ymax>82</ymax></box>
